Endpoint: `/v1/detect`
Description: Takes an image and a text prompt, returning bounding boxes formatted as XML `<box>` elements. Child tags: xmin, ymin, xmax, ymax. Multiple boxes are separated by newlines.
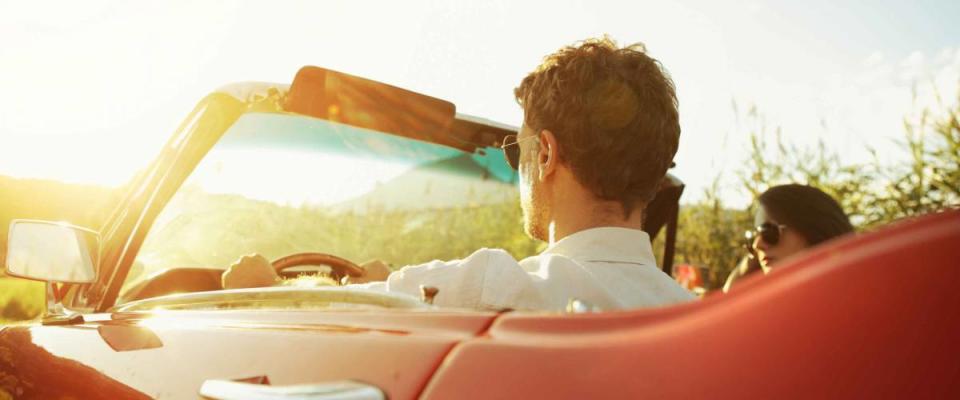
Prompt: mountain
<box><xmin>334</xmin><ymin>153</ymin><xmax>519</xmax><ymax>212</ymax></box>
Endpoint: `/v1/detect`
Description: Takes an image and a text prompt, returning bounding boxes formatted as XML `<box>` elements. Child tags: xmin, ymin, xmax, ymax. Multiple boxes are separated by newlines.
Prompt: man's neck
<box><xmin>548</xmin><ymin>201</ymin><xmax>644</xmax><ymax>244</ymax></box>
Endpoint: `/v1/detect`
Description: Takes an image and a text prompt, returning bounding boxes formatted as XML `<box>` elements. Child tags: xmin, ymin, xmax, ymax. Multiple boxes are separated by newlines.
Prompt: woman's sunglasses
<box><xmin>745</xmin><ymin>222</ymin><xmax>788</xmax><ymax>249</ymax></box>
<box><xmin>500</xmin><ymin>134</ymin><xmax>539</xmax><ymax>170</ymax></box>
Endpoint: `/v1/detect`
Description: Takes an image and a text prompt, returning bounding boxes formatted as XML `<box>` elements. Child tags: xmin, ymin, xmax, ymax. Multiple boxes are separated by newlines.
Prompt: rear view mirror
<box><xmin>5</xmin><ymin>220</ymin><xmax>99</xmax><ymax>283</ymax></box>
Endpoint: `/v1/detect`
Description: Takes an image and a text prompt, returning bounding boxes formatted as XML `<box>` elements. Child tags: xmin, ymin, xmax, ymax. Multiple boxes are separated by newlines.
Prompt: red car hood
<box><xmin>0</xmin><ymin>308</ymin><xmax>498</xmax><ymax>399</ymax></box>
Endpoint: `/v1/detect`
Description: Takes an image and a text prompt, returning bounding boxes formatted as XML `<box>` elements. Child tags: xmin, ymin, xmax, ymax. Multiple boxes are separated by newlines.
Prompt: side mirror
<box><xmin>5</xmin><ymin>220</ymin><xmax>99</xmax><ymax>283</ymax></box>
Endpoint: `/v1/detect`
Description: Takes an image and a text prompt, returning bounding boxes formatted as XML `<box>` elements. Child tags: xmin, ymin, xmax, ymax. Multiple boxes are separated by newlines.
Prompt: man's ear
<box><xmin>538</xmin><ymin>129</ymin><xmax>559</xmax><ymax>181</ymax></box>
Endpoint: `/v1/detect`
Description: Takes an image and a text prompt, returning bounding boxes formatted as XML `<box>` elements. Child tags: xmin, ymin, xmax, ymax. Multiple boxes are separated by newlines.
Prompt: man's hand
<box><xmin>222</xmin><ymin>254</ymin><xmax>280</xmax><ymax>289</ymax></box>
<box><xmin>344</xmin><ymin>259</ymin><xmax>392</xmax><ymax>284</ymax></box>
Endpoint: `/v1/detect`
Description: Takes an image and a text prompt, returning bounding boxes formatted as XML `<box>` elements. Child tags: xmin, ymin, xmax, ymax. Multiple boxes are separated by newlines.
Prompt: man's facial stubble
<box><xmin>519</xmin><ymin>131</ymin><xmax>549</xmax><ymax>242</ymax></box>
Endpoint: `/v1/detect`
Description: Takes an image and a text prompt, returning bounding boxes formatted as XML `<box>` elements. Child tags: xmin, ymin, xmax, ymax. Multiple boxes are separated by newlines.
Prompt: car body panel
<box><xmin>1</xmin><ymin>309</ymin><xmax>498</xmax><ymax>399</ymax></box>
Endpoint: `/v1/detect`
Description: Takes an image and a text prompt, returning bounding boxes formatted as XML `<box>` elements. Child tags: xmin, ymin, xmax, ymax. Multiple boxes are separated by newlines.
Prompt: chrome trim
<box><xmin>199</xmin><ymin>379</ymin><xmax>384</xmax><ymax>400</ymax></box>
<box><xmin>566</xmin><ymin>298</ymin><xmax>600</xmax><ymax>314</ymax></box>
<box><xmin>114</xmin><ymin>286</ymin><xmax>429</xmax><ymax>312</ymax></box>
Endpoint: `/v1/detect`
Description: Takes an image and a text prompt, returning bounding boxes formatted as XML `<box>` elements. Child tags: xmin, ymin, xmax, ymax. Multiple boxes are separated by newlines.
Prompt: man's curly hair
<box><xmin>514</xmin><ymin>37</ymin><xmax>680</xmax><ymax>218</ymax></box>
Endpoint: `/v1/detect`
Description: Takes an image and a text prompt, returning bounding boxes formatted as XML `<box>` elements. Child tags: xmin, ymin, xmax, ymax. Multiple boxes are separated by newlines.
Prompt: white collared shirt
<box><xmin>356</xmin><ymin>227</ymin><xmax>695</xmax><ymax>311</ymax></box>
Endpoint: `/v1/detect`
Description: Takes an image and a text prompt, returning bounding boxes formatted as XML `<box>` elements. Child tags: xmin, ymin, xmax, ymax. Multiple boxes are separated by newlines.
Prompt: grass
<box><xmin>0</xmin><ymin>277</ymin><xmax>45</xmax><ymax>323</ymax></box>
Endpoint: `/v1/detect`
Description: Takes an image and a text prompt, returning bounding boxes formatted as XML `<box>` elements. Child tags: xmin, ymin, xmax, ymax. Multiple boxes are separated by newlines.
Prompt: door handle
<box><xmin>199</xmin><ymin>379</ymin><xmax>385</xmax><ymax>400</ymax></box>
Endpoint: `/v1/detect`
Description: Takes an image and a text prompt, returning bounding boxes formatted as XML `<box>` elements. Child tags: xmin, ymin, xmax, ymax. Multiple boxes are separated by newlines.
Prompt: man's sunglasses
<box><xmin>745</xmin><ymin>222</ymin><xmax>788</xmax><ymax>249</ymax></box>
<box><xmin>500</xmin><ymin>134</ymin><xmax>539</xmax><ymax>170</ymax></box>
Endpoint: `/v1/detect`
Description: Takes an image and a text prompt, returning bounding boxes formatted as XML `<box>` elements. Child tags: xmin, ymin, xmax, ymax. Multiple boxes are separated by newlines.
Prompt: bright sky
<box><xmin>1</xmin><ymin>0</ymin><xmax>958</xmax><ymax>205</ymax></box>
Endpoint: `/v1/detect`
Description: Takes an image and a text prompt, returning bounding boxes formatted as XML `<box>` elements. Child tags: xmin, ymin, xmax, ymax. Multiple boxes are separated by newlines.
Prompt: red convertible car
<box><xmin>2</xmin><ymin>67</ymin><xmax>958</xmax><ymax>399</ymax></box>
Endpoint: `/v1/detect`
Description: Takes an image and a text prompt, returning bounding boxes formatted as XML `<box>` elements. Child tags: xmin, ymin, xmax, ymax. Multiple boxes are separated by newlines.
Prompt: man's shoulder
<box><xmin>470</xmin><ymin>247</ymin><xmax>516</xmax><ymax>259</ymax></box>
<box><xmin>446</xmin><ymin>248</ymin><xmax>520</xmax><ymax>270</ymax></box>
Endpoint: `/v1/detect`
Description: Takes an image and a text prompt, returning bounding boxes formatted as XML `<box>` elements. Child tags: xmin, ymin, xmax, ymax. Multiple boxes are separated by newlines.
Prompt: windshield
<box><xmin>123</xmin><ymin>112</ymin><xmax>542</xmax><ymax>295</ymax></box>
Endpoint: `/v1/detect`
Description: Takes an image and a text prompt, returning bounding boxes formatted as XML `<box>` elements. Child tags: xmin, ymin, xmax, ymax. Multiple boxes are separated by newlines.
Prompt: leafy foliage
<box><xmin>673</xmin><ymin>91</ymin><xmax>960</xmax><ymax>289</ymax></box>
<box><xmin>864</xmin><ymin>95</ymin><xmax>960</xmax><ymax>225</ymax></box>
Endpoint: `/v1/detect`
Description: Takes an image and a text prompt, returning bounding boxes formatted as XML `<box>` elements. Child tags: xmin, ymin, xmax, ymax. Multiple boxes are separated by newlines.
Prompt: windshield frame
<box><xmin>68</xmin><ymin>84</ymin><xmax>282</xmax><ymax>312</ymax></box>
<box><xmin>67</xmin><ymin>82</ymin><xmax>518</xmax><ymax>312</ymax></box>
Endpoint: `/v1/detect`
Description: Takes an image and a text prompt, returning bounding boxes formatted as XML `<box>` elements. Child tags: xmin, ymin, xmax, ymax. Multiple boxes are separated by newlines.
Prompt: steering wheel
<box><xmin>271</xmin><ymin>252</ymin><xmax>364</xmax><ymax>284</ymax></box>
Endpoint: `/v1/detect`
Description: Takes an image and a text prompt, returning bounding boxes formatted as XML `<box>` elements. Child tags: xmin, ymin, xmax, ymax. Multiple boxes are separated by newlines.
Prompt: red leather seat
<box><xmin>423</xmin><ymin>209</ymin><xmax>960</xmax><ymax>399</ymax></box>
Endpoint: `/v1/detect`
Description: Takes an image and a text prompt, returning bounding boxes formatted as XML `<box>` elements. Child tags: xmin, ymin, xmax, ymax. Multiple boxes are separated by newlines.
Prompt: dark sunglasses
<box><xmin>745</xmin><ymin>222</ymin><xmax>788</xmax><ymax>248</ymax></box>
<box><xmin>500</xmin><ymin>134</ymin><xmax>539</xmax><ymax>170</ymax></box>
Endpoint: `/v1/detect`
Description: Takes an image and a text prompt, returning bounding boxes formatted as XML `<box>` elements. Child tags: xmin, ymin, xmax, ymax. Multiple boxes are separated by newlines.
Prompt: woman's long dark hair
<box><xmin>758</xmin><ymin>184</ymin><xmax>854</xmax><ymax>246</ymax></box>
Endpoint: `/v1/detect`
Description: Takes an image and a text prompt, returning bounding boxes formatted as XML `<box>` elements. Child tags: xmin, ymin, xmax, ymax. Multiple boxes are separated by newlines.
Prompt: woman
<box><xmin>749</xmin><ymin>184</ymin><xmax>854</xmax><ymax>271</ymax></box>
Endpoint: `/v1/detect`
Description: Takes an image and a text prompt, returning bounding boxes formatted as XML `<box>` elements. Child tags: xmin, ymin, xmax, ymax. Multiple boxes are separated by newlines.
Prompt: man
<box><xmin>222</xmin><ymin>37</ymin><xmax>694</xmax><ymax>311</ymax></box>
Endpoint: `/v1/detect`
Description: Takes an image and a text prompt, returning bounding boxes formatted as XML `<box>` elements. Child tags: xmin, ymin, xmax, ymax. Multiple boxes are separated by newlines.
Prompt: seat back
<box><xmin>422</xmin><ymin>209</ymin><xmax>960</xmax><ymax>399</ymax></box>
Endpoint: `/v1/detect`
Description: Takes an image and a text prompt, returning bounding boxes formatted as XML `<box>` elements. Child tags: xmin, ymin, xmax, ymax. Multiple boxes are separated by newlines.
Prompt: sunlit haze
<box><xmin>2</xmin><ymin>0</ymin><xmax>958</xmax><ymax>205</ymax></box>
<box><xmin>192</xmin><ymin>149</ymin><xmax>409</xmax><ymax>205</ymax></box>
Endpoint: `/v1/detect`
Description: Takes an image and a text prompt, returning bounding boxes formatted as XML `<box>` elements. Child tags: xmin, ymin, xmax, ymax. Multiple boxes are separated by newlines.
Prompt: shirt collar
<box><xmin>540</xmin><ymin>227</ymin><xmax>657</xmax><ymax>266</ymax></box>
